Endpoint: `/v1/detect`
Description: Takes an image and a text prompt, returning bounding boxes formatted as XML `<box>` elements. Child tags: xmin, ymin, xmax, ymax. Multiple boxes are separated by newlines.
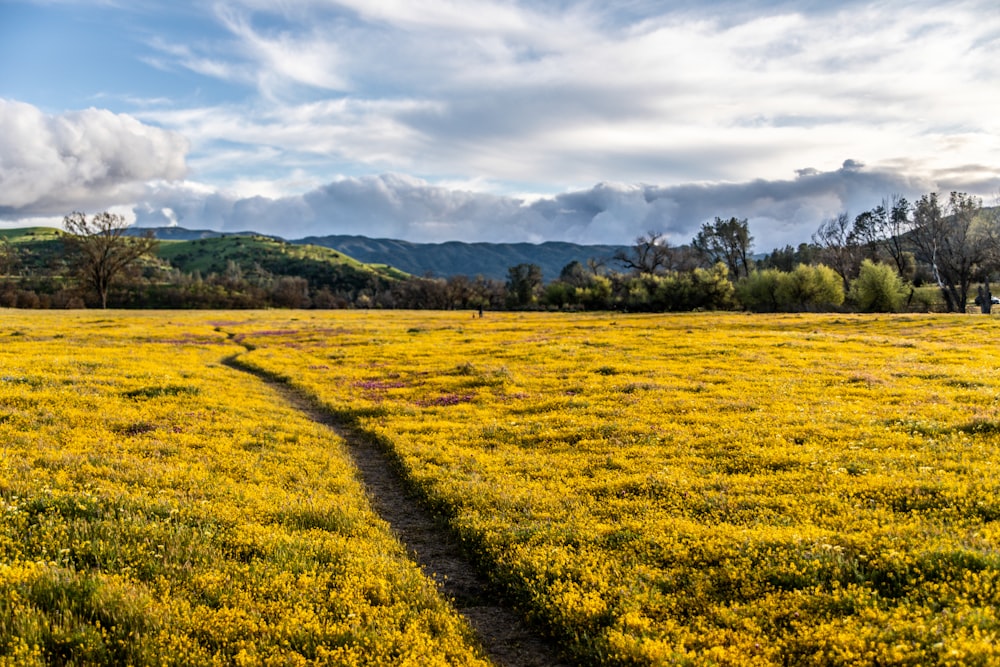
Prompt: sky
<box><xmin>1</xmin><ymin>0</ymin><xmax>999</xmax><ymax>250</ymax></box>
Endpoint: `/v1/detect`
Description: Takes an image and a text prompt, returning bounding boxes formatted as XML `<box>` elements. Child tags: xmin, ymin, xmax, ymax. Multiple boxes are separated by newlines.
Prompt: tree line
<box><xmin>1</xmin><ymin>196</ymin><xmax>997</xmax><ymax>312</ymax></box>
<box><xmin>515</xmin><ymin>191</ymin><xmax>1000</xmax><ymax>313</ymax></box>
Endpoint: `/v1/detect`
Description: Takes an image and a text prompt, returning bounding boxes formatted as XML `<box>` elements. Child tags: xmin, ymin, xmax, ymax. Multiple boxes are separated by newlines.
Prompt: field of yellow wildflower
<box><xmin>0</xmin><ymin>312</ymin><xmax>487</xmax><ymax>666</ymax></box>
<box><xmin>3</xmin><ymin>309</ymin><xmax>1000</xmax><ymax>666</ymax></box>
<box><xmin>231</xmin><ymin>310</ymin><xmax>1000</xmax><ymax>665</ymax></box>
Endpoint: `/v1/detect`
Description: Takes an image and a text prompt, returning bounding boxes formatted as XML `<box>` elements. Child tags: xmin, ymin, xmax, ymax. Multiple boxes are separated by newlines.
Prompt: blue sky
<box><xmin>1</xmin><ymin>0</ymin><xmax>998</xmax><ymax>248</ymax></box>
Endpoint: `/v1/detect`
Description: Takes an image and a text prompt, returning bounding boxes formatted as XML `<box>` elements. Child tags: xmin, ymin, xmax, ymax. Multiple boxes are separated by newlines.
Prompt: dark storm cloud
<box><xmin>134</xmin><ymin>162</ymin><xmax>946</xmax><ymax>250</ymax></box>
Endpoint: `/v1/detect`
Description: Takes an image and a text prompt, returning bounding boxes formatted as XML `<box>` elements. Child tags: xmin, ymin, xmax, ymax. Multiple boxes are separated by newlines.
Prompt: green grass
<box><xmin>0</xmin><ymin>227</ymin><xmax>65</xmax><ymax>243</ymax></box>
<box><xmin>155</xmin><ymin>234</ymin><xmax>408</xmax><ymax>279</ymax></box>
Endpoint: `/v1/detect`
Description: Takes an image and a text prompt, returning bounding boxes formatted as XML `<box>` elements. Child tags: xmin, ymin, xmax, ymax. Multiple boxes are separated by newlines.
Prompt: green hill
<box><xmin>131</xmin><ymin>227</ymin><xmax>629</xmax><ymax>281</ymax></box>
<box><xmin>0</xmin><ymin>227</ymin><xmax>65</xmax><ymax>243</ymax></box>
<box><xmin>156</xmin><ymin>234</ymin><xmax>409</xmax><ymax>284</ymax></box>
<box><xmin>1</xmin><ymin>228</ymin><xmax>411</xmax><ymax>308</ymax></box>
<box><xmin>0</xmin><ymin>227</ymin><xmax>72</xmax><ymax>275</ymax></box>
<box><xmin>1</xmin><ymin>227</ymin><xmax>408</xmax><ymax>287</ymax></box>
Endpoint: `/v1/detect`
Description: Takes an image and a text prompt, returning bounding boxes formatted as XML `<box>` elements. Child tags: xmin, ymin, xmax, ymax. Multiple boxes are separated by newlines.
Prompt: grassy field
<box><xmin>2</xmin><ymin>310</ymin><xmax>1000</xmax><ymax>665</ymax></box>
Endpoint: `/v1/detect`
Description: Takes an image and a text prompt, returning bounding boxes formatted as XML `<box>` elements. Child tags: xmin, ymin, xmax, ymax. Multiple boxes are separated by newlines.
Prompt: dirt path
<box><xmin>223</xmin><ymin>355</ymin><xmax>569</xmax><ymax>667</ymax></box>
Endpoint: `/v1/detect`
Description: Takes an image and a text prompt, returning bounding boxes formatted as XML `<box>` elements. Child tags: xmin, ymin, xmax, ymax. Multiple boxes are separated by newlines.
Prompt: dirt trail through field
<box><xmin>223</xmin><ymin>354</ymin><xmax>568</xmax><ymax>667</ymax></box>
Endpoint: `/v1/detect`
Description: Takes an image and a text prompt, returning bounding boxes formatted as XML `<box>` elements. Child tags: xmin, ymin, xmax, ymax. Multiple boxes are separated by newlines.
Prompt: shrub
<box><xmin>849</xmin><ymin>260</ymin><xmax>907</xmax><ymax>312</ymax></box>
<box><xmin>736</xmin><ymin>269</ymin><xmax>784</xmax><ymax>312</ymax></box>
<box><xmin>776</xmin><ymin>264</ymin><xmax>844</xmax><ymax>311</ymax></box>
<box><xmin>738</xmin><ymin>264</ymin><xmax>844</xmax><ymax>312</ymax></box>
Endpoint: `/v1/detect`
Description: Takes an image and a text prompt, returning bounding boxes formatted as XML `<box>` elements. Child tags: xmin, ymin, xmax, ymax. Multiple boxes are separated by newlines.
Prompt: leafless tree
<box><xmin>586</xmin><ymin>256</ymin><xmax>607</xmax><ymax>276</ymax></box>
<box><xmin>614</xmin><ymin>231</ymin><xmax>674</xmax><ymax>275</ymax></box>
<box><xmin>63</xmin><ymin>211</ymin><xmax>159</xmax><ymax>308</ymax></box>
<box><xmin>813</xmin><ymin>212</ymin><xmax>860</xmax><ymax>293</ymax></box>
<box><xmin>908</xmin><ymin>192</ymin><xmax>990</xmax><ymax>312</ymax></box>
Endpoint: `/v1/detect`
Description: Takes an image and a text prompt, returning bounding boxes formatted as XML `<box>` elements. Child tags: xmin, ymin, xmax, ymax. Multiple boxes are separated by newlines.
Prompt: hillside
<box><xmin>0</xmin><ymin>227</ymin><xmax>65</xmax><ymax>242</ymax></box>
<box><xmin>129</xmin><ymin>227</ymin><xmax>628</xmax><ymax>281</ymax></box>
<box><xmin>298</xmin><ymin>234</ymin><xmax>630</xmax><ymax>280</ymax></box>
<box><xmin>156</xmin><ymin>234</ymin><xmax>408</xmax><ymax>282</ymax></box>
<box><xmin>0</xmin><ymin>227</ymin><xmax>415</xmax><ymax>308</ymax></box>
<box><xmin>2</xmin><ymin>227</ymin><xmax>408</xmax><ymax>286</ymax></box>
<box><xmin>0</xmin><ymin>227</ymin><xmax>72</xmax><ymax>275</ymax></box>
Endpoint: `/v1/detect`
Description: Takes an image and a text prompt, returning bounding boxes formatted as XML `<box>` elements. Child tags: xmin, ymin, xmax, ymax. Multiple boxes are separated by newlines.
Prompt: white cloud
<box><xmin>5</xmin><ymin>1</ymin><xmax>1000</xmax><ymax>248</ymax></box>
<box><xmin>214</xmin><ymin>6</ymin><xmax>350</xmax><ymax>96</ymax></box>
<box><xmin>0</xmin><ymin>99</ymin><xmax>188</xmax><ymax>216</ymax></box>
<box><xmin>131</xmin><ymin>0</ymin><xmax>1000</xmax><ymax>194</ymax></box>
<box><xmin>136</xmin><ymin>97</ymin><xmax>440</xmax><ymax>180</ymax></box>
<box><xmin>143</xmin><ymin>37</ymin><xmax>252</xmax><ymax>85</ymax></box>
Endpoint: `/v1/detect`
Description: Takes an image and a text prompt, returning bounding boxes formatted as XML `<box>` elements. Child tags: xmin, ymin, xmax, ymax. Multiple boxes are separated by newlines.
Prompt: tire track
<box><xmin>222</xmin><ymin>354</ymin><xmax>569</xmax><ymax>667</ymax></box>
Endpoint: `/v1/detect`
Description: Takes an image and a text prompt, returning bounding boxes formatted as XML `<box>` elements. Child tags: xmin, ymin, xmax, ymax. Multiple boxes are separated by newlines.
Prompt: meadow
<box><xmin>1</xmin><ymin>310</ymin><xmax>999</xmax><ymax>665</ymax></box>
<box><xmin>0</xmin><ymin>312</ymin><xmax>486</xmax><ymax>666</ymax></box>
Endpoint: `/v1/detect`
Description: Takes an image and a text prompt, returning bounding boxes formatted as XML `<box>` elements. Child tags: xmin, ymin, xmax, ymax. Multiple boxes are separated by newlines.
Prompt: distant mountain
<box><xmin>130</xmin><ymin>227</ymin><xmax>630</xmax><ymax>281</ymax></box>
<box><xmin>298</xmin><ymin>235</ymin><xmax>629</xmax><ymax>281</ymax></box>
<box><xmin>128</xmin><ymin>227</ymin><xmax>270</xmax><ymax>241</ymax></box>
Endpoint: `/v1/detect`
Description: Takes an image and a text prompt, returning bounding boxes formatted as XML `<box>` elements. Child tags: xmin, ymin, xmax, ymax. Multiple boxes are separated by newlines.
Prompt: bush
<box><xmin>626</xmin><ymin>263</ymin><xmax>736</xmax><ymax>312</ymax></box>
<box><xmin>736</xmin><ymin>269</ymin><xmax>784</xmax><ymax>312</ymax></box>
<box><xmin>776</xmin><ymin>264</ymin><xmax>844</xmax><ymax>311</ymax></box>
<box><xmin>737</xmin><ymin>264</ymin><xmax>843</xmax><ymax>312</ymax></box>
<box><xmin>689</xmin><ymin>262</ymin><xmax>737</xmax><ymax>310</ymax></box>
<box><xmin>849</xmin><ymin>260</ymin><xmax>907</xmax><ymax>312</ymax></box>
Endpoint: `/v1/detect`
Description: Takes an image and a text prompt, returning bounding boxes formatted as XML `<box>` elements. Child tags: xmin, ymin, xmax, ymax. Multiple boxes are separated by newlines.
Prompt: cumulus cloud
<box><xmin>135</xmin><ymin>174</ymin><xmax>529</xmax><ymax>240</ymax></box>
<box><xmin>520</xmin><ymin>161</ymin><xmax>938</xmax><ymax>248</ymax></box>
<box><xmin>133</xmin><ymin>163</ymin><xmax>945</xmax><ymax>250</ymax></box>
<box><xmin>0</xmin><ymin>99</ymin><xmax>188</xmax><ymax>216</ymax></box>
<box><xmin>4</xmin><ymin>1</ymin><xmax>999</xmax><ymax>246</ymax></box>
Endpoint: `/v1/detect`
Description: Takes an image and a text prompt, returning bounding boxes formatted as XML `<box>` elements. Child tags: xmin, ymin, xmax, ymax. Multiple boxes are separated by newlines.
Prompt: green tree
<box><xmin>0</xmin><ymin>237</ymin><xmax>18</xmax><ymax>280</ymax></box>
<box><xmin>505</xmin><ymin>263</ymin><xmax>543</xmax><ymax>308</ymax></box>
<box><xmin>849</xmin><ymin>260</ymin><xmax>907</xmax><ymax>312</ymax></box>
<box><xmin>542</xmin><ymin>281</ymin><xmax>574</xmax><ymax>309</ymax></box>
<box><xmin>851</xmin><ymin>195</ymin><xmax>913</xmax><ymax>278</ymax></box>
<box><xmin>692</xmin><ymin>217</ymin><xmax>754</xmax><ymax>279</ymax></box>
<box><xmin>558</xmin><ymin>260</ymin><xmax>590</xmax><ymax>287</ymax></box>
<box><xmin>63</xmin><ymin>211</ymin><xmax>159</xmax><ymax>309</ymax></box>
<box><xmin>759</xmin><ymin>243</ymin><xmax>820</xmax><ymax>272</ymax></box>
<box><xmin>689</xmin><ymin>262</ymin><xmax>737</xmax><ymax>310</ymax></box>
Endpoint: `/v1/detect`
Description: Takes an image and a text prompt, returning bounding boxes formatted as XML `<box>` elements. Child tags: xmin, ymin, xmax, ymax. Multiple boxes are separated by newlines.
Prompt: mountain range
<box><xmin>132</xmin><ymin>228</ymin><xmax>630</xmax><ymax>281</ymax></box>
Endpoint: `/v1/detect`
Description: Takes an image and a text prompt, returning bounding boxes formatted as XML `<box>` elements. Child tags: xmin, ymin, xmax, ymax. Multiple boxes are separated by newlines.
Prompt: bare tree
<box><xmin>586</xmin><ymin>256</ymin><xmax>607</xmax><ymax>276</ymax></box>
<box><xmin>813</xmin><ymin>212</ymin><xmax>860</xmax><ymax>293</ymax></box>
<box><xmin>63</xmin><ymin>211</ymin><xmax>159</xmax><ymax>308</ymax></box>
<box><xmin>614</xmin><ymin>231</ymin><xmax>674</xmax><ymax>275</ymax></box>
<box><xmin>908</xmin><ymin>192</ymin><xmax>989</xmax><ymax>312</ymax></box>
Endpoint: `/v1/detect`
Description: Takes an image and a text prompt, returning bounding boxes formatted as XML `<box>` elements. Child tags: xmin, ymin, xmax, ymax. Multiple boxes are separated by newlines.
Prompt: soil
<box><xmin>225</xmin><ymin>356</ymin><xmax>570</xmax><ymax>667</ymax></box>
